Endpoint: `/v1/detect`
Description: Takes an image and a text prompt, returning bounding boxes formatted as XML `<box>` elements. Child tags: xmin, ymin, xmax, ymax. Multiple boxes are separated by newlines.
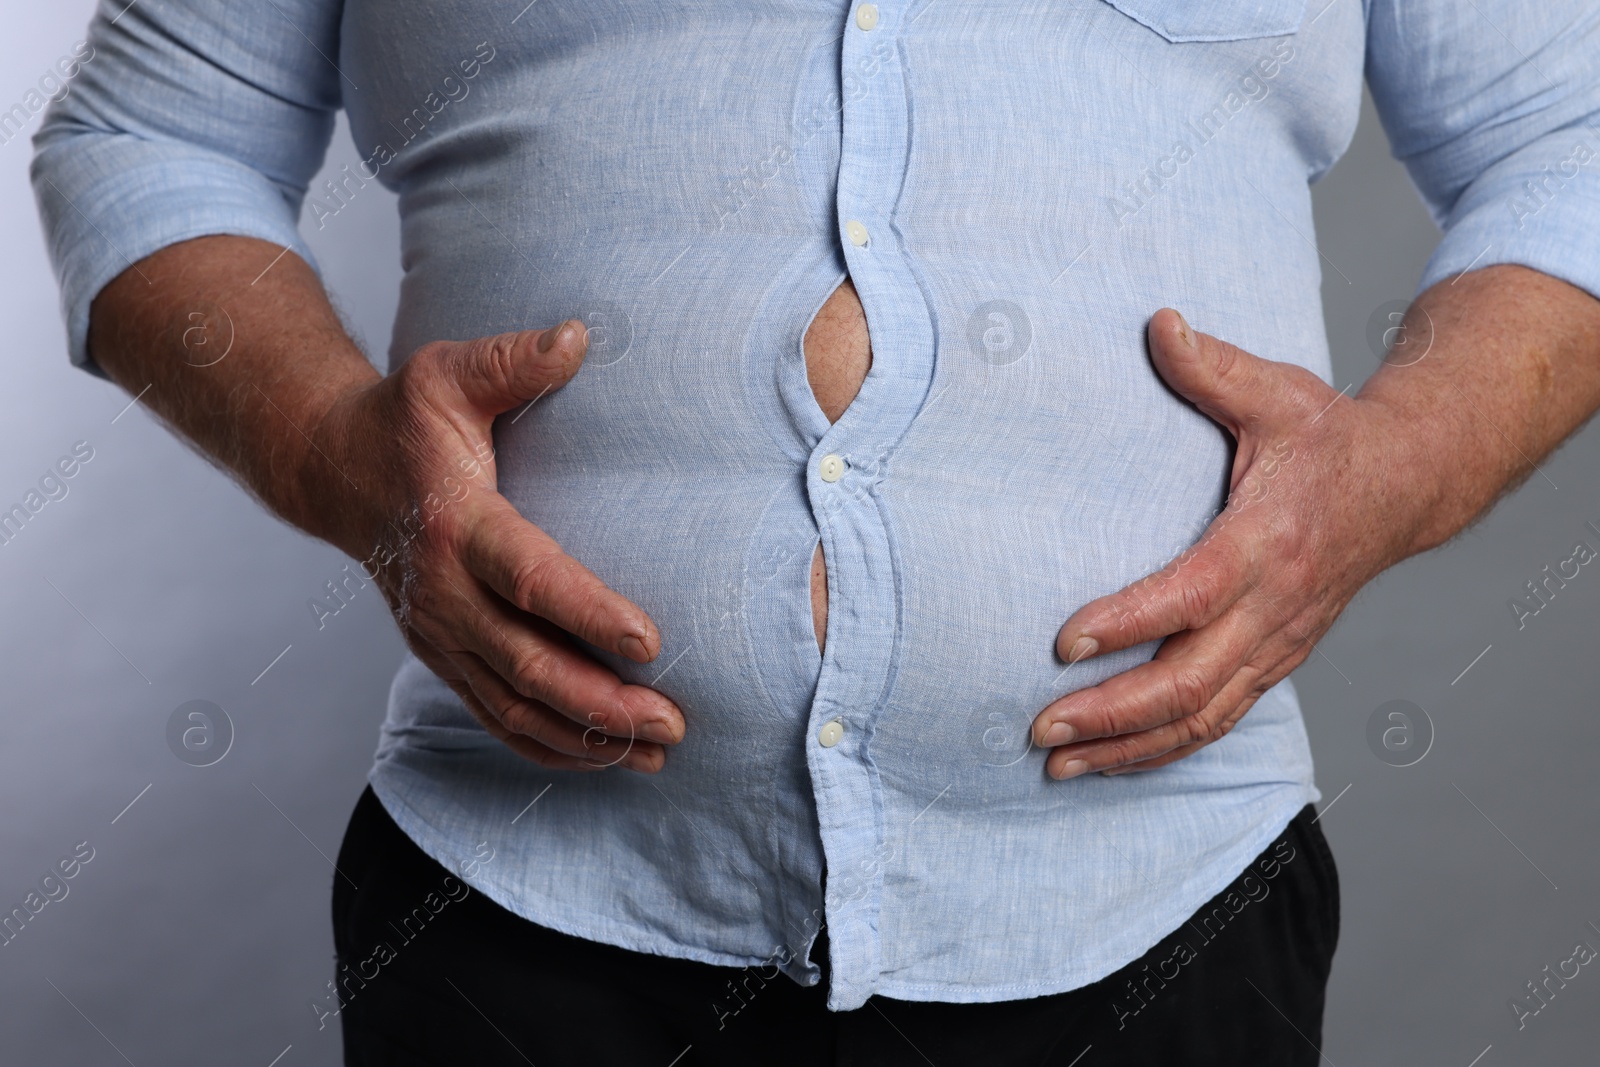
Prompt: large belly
<box><xmin>475</xmin><ymin>232</ymin><xmax>1243</xmax><ymax>805</ymax></box>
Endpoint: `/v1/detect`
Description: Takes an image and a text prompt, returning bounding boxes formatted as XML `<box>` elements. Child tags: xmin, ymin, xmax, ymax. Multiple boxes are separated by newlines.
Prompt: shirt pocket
<box><xmin>1099</xmin><ymin>0</ymin><xmax>1307</xmax><ymax>42</ymax></box>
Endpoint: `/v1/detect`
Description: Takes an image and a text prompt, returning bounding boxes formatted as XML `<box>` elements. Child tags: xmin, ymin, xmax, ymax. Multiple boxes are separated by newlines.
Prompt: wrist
<box><xmin>1348</xmin><ymin>390</ymin><xmax>1458</xmax><ymax>562</ymax></box>
<box><xmin>283</xmin><ymin>366</ymin><xmax>387</xmax><ymax>559</ymax></box>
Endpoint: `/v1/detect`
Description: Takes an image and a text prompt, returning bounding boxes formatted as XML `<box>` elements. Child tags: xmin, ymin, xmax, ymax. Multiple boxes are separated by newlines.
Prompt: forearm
<box><xmin>1358</xmin><ymin>264</ymin><xmax>1600</xmax><ymax>559</ymax></box>
<box><xmin>88</xmin><ymin>235</ymin><xmax>381</xmax><ymax>549</ymax></box>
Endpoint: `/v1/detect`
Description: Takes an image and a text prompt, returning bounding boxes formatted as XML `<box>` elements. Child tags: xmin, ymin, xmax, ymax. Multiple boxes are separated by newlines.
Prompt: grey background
<box><xmin>3</xmin><ymin>4</ymin><xmax>1597</xmax><ymax>1064</ymax></box>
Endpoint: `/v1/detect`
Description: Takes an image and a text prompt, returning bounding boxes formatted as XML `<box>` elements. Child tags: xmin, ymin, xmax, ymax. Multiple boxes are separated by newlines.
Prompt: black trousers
<box><xmin>333</xmin><ymin>786</ymin><xmax>1338</xmax><ymax>1066</ymax></box>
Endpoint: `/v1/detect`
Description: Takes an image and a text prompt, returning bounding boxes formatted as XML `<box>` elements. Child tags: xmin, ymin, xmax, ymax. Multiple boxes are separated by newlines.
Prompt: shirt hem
<box><xmin>852</xmin><ymin>786</ymin><xmax>1317</xmax><ymax>1008</ymax></box>
<box><xmin>366</xmin><ymin>770</ymin><xmax>821</xmax><ymax>982</ymax></box>
<box><xmin>372</xmin><ymin>764</ymin><xmax>1316</xmax><ymax>1008</ymax></box>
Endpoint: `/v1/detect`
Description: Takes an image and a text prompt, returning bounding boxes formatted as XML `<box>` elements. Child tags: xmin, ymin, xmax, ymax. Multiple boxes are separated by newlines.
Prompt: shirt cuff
<box><xmin>1416</xmin><ymin>122</ymin><xmax>1600</xmax><ymax>302</ymax></box>
<box><xmin>32</xmin><ymin>131</ymin><xmax>317</xmax><ymax>379</ymax></box>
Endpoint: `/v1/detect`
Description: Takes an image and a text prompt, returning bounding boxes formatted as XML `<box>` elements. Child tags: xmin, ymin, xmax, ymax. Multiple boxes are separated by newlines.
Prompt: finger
<box><xmin>461</xmin><ymin>494</ymin><xmax>661</xmax><ymax>664</ymax></box>
<box><xmin>1147</xmin><ymin>308</ymin><xmax>1299</xmax><ymax>437</ymax></box>
<box><xmin>1101</xmin><ymin>691</ymin><xmax>1265</xmax><ymax>775</ymax></box>
<box><xmin>1044</xmin><ymin>666</ymin><xmax>1269</xmax><ymax>779</ymax></box>
<box><xmin>456</xmin><ymin>675</ymin><xmax>614</xmax><ymax>771</ymax></box>
<box><xmin>1055</xmin><ymin>527</ymin><xmax>1252</xmax><ymax>663</ymax></box>
<box><xmin>432</xmin><ymin>320</ymin><xmax>590</xmax><ymax>418</ymax></box>
<box><xmin>1093</xmin><ymin>626</ymin><xmax>1317</xmax><ymax>776</ymax></box>
<box><xmin>453</xmin><ymin>652</ymin><xmax>667</xmax><ymax>773</ymax></box>
<box><xmin>426</xmin><ymin>571</ymin><xmax>684</xmax><ymax>745</ymax></box>
<box><xmin>1036</xmin><ymin>612</ymin><xmax>1259</xmax><ymax>747</ymax></box>
<box><xmin>397</xmin><ymin>627</ymin><xmax>608</xmax><ymax>772</ymax></box>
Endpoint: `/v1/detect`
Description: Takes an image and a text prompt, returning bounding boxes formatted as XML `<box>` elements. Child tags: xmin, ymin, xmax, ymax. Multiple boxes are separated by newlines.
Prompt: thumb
<box><xmin>445</xmin><ymin>320</ymin><xmax>588</xmax><ymax>417</ymax></box>
<box><xmin>1147</xmin><ymin>308</ymin><xmax>1279</xmax><ymax>438</ymax></box>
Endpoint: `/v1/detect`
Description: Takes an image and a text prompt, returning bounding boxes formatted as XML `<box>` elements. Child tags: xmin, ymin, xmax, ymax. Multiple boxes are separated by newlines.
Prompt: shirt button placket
<box><xmin>804</xmin><ymin>0</ymin><xmax>932</xmax><ymax>1012</ymax></box>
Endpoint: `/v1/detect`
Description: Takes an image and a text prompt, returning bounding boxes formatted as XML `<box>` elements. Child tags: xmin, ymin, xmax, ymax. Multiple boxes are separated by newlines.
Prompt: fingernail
<box><xmin>624</xmin><ymin>748</ymin><xmax>663</xmax><ymax>774</ymax></box>
<box><xmin>618</xmin><ymin>634</ymin><xmax>651</xmax><ymax>663</ymax></box>
<box><xmin>1173</xmin><ymin>311</ymin><xmax>1196</xmax><ymax>349</ymax></box>
<box><xmin>538</xmin><ymin>320</ymin><xmax>572</xmax><ymax>354</ymax></box>
<box><xmin>639</xmin><ymin>719</ymin><xmax>681</xmax><ymax>745</ymax></box>
<box><xmin>1055</xmin><ymin>758</ymin><xmax>1091</xmax><ymax>780</ymax></box>
<box><xmin>1068</xmin><ymin>635</ymin><xmax>1099</xmax><ymax>663</ymax></box>
<box><xmin>620</xmin><ymin>691</ymin><xmax>681</xmax><ymax>744</ymax></box>
<box><xmin>1040</xmin><ymin>721</ymin><xmax>1076</xmax><ymax>747</ymax></box>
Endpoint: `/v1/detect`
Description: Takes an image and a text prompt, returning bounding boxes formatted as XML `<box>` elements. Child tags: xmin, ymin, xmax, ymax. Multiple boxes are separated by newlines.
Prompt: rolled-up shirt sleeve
<box><xmin>30</xmin><ymin>0</ymin><xmax>343</xmax><ymax>377</ymax></box>
<box><xmin>1365</xmin><ymin>3</ymin><xmax>1600</xmax><ymax>301</ymax></box>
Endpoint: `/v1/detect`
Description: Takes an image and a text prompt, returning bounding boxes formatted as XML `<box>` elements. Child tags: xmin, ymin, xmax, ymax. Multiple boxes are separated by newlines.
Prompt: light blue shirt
<box><xmin>34</xmin><ymin>0</ymin><xmax>1600</xmax><ymax>1012</ymax></box>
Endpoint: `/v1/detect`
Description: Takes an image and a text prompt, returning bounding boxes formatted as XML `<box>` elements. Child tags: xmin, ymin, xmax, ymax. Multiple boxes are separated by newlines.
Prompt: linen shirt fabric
<box><xmin>33</xmin><ymin>0</ymin><xmax>1600</xmax><ymax>1012</ymax></box>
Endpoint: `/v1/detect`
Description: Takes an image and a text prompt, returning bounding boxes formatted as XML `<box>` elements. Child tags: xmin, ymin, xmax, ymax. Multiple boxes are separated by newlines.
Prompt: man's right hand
<box><xmin>309</xmin><ymin>323</ymin><xmax>685</xmax><ymax>774</ymax></box>
<box><xmin>88</xmin><ymin>235</ymin><xmax>682</xmax><ymax>773</ymax></box>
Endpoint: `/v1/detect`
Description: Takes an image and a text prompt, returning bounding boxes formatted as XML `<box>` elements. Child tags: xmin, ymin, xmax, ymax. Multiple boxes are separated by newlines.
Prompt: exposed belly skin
<box><xmin>803</xmin><ymin>277</ymin><xmax>872</xmax><ymax>654</ymax></box>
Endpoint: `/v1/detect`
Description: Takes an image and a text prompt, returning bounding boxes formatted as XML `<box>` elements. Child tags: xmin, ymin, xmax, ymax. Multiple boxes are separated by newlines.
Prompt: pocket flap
<box><xmin>1101</xmin><ymin>0</ymin><xmax>1308</xmax><ymax>42</ymax></box>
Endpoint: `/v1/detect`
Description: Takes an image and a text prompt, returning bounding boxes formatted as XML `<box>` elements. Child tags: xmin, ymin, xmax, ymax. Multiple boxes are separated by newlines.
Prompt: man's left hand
<box><xmin>1031</xmin><ymin>307</ymin><xmax>1421</xmax><ymax>779</ymax></box>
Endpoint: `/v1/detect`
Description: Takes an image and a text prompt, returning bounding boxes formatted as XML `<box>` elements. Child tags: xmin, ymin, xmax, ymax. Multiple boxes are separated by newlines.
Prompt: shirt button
<box><xmin>819</xmin><ymin>454</ymin><xmax>845</xmax><ymax>482</ymax></box>
<box><xmin>855</xmin><ymin>4</ymin><xmax>880</xmax><ymax>30</ymax></box>
<box><xmin>818</xmin><ymin>719</ymin><xmax>845</xmax><ymax>748</ymax></box>
<box><xmin>845</xmin><ymin>220</ymin><xmax>870</xmax><ymax>247</ymax></box>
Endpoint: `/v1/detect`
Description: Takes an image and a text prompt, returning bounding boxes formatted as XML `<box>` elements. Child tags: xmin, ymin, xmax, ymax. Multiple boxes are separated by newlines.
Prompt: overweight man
<box><xmin>32</xmin><ymin>0</ymin><xmax>1600</xmax><ymax>1063</ymax></box>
